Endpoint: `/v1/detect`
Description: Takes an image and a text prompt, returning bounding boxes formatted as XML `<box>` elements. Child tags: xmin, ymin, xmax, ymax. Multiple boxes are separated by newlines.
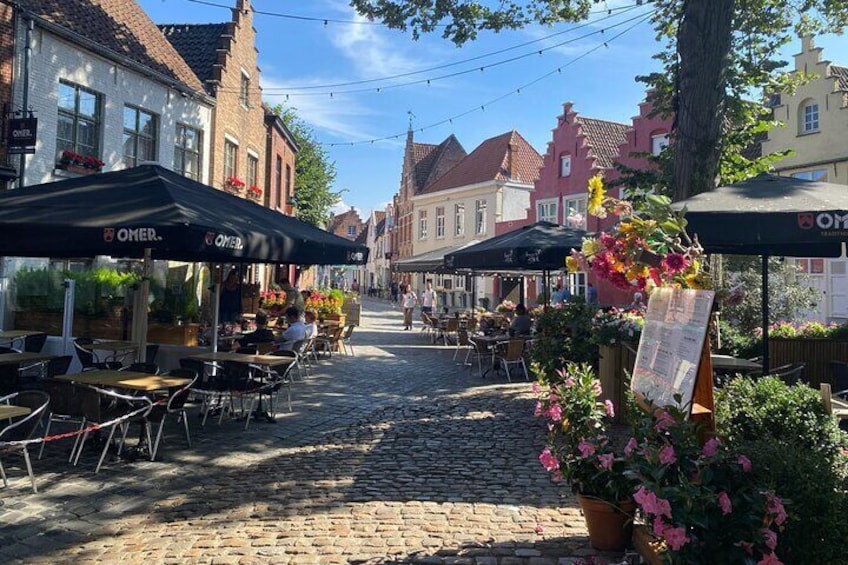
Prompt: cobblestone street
<box><xmin>0</xmin><ymin>299</ymin><xmax>607</xmax><ymax>564</ymax></box>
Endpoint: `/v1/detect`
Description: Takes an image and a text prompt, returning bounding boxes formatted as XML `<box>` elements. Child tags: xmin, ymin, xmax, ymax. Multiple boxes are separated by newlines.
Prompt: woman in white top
<box><xmin>304</xmin><ymin>310</ymin><xmax>318</xmax><ymax>339</ymax></box>
<box><xmin>401</xmin><ymin>284</ymin><xmax>417</xmax><ymax>330</ymax></box>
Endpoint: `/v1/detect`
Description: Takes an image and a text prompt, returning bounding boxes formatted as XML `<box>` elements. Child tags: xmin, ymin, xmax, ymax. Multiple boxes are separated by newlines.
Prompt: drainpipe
<box><xmin>17</xmin><ymin>16</ymin><xmax>32</xmax><ymax>188</ymax></box>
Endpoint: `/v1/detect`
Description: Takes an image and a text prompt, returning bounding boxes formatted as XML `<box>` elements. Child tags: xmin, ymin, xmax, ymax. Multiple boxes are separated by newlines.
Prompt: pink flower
<box><xmin>551</xmin><ymin>470</ymin><xmax>563</xmax><ymax>483</ymax></box>
<box><xmin>539</xmin><ymin>448</ymin><xmax>560</xmax><ymax>472</ymax></box>
<box><xmin>564</xmin><ymin>376</ymin><xmax>575</xmax><ymax>388</ymax></box>
<box><xmin>604</xmin><ymin>399</ymin><xmax>615</xmax><ymax>418</ymax></box>
<box><xmin>652</xmin><ymin>516</ymin><xmax>666</xmax><ymax>538</ymax></box>
<box><xmin>717</xmin><ymin>491</ymin><xmax>732</xmax><ymax>515</ymax></box>
<box><xmin>765</xmin><ymin>493</ymin><xmax>787</xmax><ymax>526</ymax></box>
<box><xmin>624</xmin><ymin>437</ymin><xmax>638</xmax><ymax>457</ymax></box>
<box><xmin>591</xmin><ymin>380</ymin><xmax>602</xmax><ymax>397</ymax></box>
<box><xmin>662</xmin><ymin>525</ymin><xmax>690</xmax><ymax>551</ymax></box>
<box><xmin>702</xmin><ymin>437</ymin><xmax>720</xmax><ymax>458</ymax></box>
<box><xmin>659</xmin><ymin>445</ymin><xmax>677</xmax><ymax>465</ymax></box>
<box><xmin>654</xmin><ymin>410</ymin><xmax>676</xmax><ymax>431</ymax></box>
<box><xmin>597</xmin><ymin>453</ymin><xmax>614</xmax><ymax>470</ymax></box>
<box><xmin>654</xmin><ymin>496</ymin><xmax>672</xmax><ymax>519</ymax></box>
<box><xmin>546</xmin><ymin>404</ymin><xmax>563</xmax><ymax>422</ymax></box>
<box><xmin>634</xmin><ymin>485</ymin><xmax>648</xmax><ymax>505</ymax></box>
<box><xmin>635</xmin><ymin>487</ymin><xmax>672</xmax><ymax>519</ymax></box>
<box><xmin>738</xmin><ymin>455</ymin><xmax>752</xmax><ymax>472</ymax></box>
<box><xmin>757</xmin><ymin>552</ymin><xmax>784</xmax><ymax>565</ymax></box>
<box><xmin>534</xmin><ymin>523</ymin><xmax>544</xmax><ymax>535</ymax></box>
<box><xmin>534</xmin><ymin>401</ymin><xmax>543</xmax><ymax>417</ymax></box>
<box><xmin>761</xmin><ymin>528</ymin><xmax>777</xmax><ymax>551</ymax></box>
<box><xmin>531</xmin><ymin>382</ymin><xmax>541</xmax><ymax>393</ymax></box>
<box><xmin>662</xmin><ymin>252</ymin><xmax>689</xmax><ymax>274</ymax></box>
<box><xmin>578</xmin><ymin>440</ymin><xmax>596</xmax><ymax>458</ymax></box>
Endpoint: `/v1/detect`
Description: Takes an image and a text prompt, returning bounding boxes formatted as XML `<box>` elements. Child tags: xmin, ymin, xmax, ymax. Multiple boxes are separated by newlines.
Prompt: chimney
<box><xmin>507</xmin><ymin>139</ymin><xmax>518</xmax><ymax>180</ymax></box>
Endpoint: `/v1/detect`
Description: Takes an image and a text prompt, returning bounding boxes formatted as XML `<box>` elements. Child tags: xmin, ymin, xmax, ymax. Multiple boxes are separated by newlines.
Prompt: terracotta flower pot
<box><xmin>576</xmin><ymin>494</ymin><xmax>636</xmax><ymax>552</ymax></box>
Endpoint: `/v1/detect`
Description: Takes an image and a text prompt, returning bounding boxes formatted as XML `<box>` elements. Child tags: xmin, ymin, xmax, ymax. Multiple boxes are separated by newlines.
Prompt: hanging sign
<box><xmin>6</xmin><ymin>117</ymin><xmax>38</xmax><ymax>154</ymax></box>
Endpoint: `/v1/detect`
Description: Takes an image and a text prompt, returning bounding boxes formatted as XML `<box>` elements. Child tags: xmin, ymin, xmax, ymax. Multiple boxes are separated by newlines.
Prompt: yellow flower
<box><xmin>561</xmin><ymin>417</ymin><xmax>570</xmax><ymax>432</ymax></box>
<box><xmin>627</xmin><ymin>264</ymin><xmax>649</xmax><ymax>281</ymax></box>
<box><xmin>587</xmin><ymin>175</ymin><xmax>607</xmax><ymax>218</ymax></box>
<box><xmin>566</xmin><ymin>255</ymin><xmax>581</xmax><ymax>273</ymax></box>
<box><xmin>581</xmin><ymin>238</ymin><xmax>602</xmax><ymax>258</ymax></box>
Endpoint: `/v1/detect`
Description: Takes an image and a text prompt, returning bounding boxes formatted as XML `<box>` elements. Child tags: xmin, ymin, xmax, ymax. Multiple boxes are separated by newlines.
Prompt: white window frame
<box><xmin>173</xmin><ymin>123</ymin><xmax>202</xmax><ymax>180</ymax></box>
<box><xmin>435</xmin><ymin>206</ymin><xmax>445</xmax><ymax>238</ymax></box>
<box><xmin>568</xmin><ymin>272</ymin><xmax>587</xmax><ymax>299</ymax></box>
<box><xmin>475</xmin><ymin>200</ymin><xmax>487</xmax><ymax>235</ymax></box>
<box><xmin>802</xmin><ymin>101</ymin><xmax>819</xmax><ymax>134</ymax></box>
<box><xmin>651</xmin><ymin>133</ymin><xmax>669</xmax><ymax>156</ymax></box>
<box><xmin>57</xmin><ymin>81</ymin><xmax>102</xmax><ymax>160</ymax></box>
<box><xmin>122</xmin><ymin>105</ymin><xmax>158</xmax><ymax>167</ymax></box>
<box><xmin>223</xmin><ymin>139</ymin><xmax>238</xmax><ymax>181</ymax></box>
<box><xmin>240</xmin><ymin>70</ymin><xmax>251</xmax><ymax>108</ymax></box>
<box><xmin>560</xmin><ymin>154</ymin><xmax>572</xmax><ymax>177</ymax></box>
<box><xmin>419</xmin><ymin>209</ymin><xmax>428</xmax><ymax>239</ymax></box>
<box><xmin>454</xmin><ymin>203</ymin><xmax>465</xmax><ymax>237</ymax></box>
<box><xmin>247</xmin><ymin>152</ymin><xmax>259</xmax><ymax>189</ymax></box>
<box><xmin>536</xmin><ymin>198</ymin><xmax>559</xmax><ymax>224</ymax></box>
<box><xmin>564</xmin><ymin>195</ymin><xmax>587</xmax><ymax>230</ymax></box>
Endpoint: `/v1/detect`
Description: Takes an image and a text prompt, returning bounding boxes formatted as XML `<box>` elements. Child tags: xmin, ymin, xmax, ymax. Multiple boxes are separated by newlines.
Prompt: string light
<box><xmin>320</xmin><ymin>10</ymin><xmax>654</xmax><ymax>147</ymax></box>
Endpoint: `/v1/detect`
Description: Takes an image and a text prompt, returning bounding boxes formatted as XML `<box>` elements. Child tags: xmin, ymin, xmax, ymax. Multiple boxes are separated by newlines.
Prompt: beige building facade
<box><xmin>762</xmin><ymin>36</ymin><xmax>848</xmax><ymax>320</ymax></box>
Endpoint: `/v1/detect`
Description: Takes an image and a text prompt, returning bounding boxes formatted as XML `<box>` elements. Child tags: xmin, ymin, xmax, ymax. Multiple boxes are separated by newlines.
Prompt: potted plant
<box><xmin>626</xmin><ymin>403</ymin><xmax>787</xmax><ymax>564</ymax></box>
<box><xmin>496</xmin><ymin>299</ymin><xmax>516</xmax><ymax>314</ymax></box>
<box><xmin>223</xmin><ymin>176</ymin><xmax>245</xmax><ymax>195</ymax></box>
<box><xmin>535</xmin><ymin>362</ymin><xmax>637</xmax><ymax>551</ymax></box>
<box><xmin>246</xmin><ymin>184</ymin><xmax>263</xmax><ymax>201</ymax></box>
<box><xmin>56</xmin><ymin>150</ymin><xmax>104</xmax><ymax>174</ymax></box>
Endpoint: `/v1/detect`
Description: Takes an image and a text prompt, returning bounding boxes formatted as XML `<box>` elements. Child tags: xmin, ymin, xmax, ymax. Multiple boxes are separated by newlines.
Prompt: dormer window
<box><xmin>800</xmin><ymin>99</ymin><xmax>819</xmax><ymax>134</ymax></box>
<box><xmin>560</xmin><ymin>154</ymin><xmax>571</xmax><ymax>177</ymax></box>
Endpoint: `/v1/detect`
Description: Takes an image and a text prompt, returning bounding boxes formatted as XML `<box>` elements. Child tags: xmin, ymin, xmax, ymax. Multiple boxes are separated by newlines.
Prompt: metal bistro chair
<box><xmin>22</xmin><ymin>333</ymin><xmax>47</xmax><ymax>353</ymax></box>
<box><xmin>73</xmin><ymin>338</ymin><xmax>123</xmax><ymax>372</ymax></box>
<box><xmin>498</xmin><ymin>339</ymin><xmax>530</xmax><ymax>382</ymax></box>
<box><xmin>119</xmin><ymin>362</ymin><xmax>159</xmax><ymax>375</ymax></box>
<box><xmin>467</xmin><ymin>336</ymin><xmax>494</xmax><ymax>378</ymax></box>
<box><xmin>340</xmin><ymin>325</ymin><xmax>356</xmax><ymax>356</ymax></box>
<box><xmin>144</xmin><ymin>369</ymin><xmax>198</xmax><ymax>461</ymax></box>
<box><xmin>453</xmin><ymin>329</ymin><xmax>474</xmax><ymax>364</ymax></box>
<box><xmin>245</xmin><ymin>360</ymin><xmax>296</xmax><ymax>430</ymax></box>
<box><xmin>39</xmin><ymin>378</ymin><xmax>88</xmax><ymax>461</ymax></box>
<box><xmin>767</xmin><ymin>362</ymin><xmax>806</xmax><ymax>386</ymax></box>
<box><xmin>0</xmin><ymin>391</ymin><xmax>50</xmax><ymax>493</ymax></box>
<box><xmin>17</xmin><ymin>355</ymin><xmax>73</xmax><ymax>390</ymax></box>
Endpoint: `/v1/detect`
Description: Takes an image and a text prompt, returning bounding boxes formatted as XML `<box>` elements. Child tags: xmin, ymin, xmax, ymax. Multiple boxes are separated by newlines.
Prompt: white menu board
<box><xmin>630</xmin><ymin>288</ymin><xmax>715</xmax><ymax>410</ymax></box>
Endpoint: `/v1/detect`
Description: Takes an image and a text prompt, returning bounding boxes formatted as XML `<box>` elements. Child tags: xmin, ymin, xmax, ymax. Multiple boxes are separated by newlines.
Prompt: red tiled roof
<box><xmin>20</xmin><ymin>0</ymin><xmax>204</xmax><ymax>93</ymax></box>
<box><xmin>577</xmin><ymin>117</ymin><xmax>629</xmax><ymax>169</ymax></box>
<box><xmin>411</xmin><ymin>135</ymin><xmax>467</xmax><ymax>192</ymax></box>
<box><xmin>419</xmin><ymin>130</ymin><xmax>542</xmax><ymax>195</ymax></box>
<box><xmin>830</xmin><ymin>65</ymin><xmax>848</xmax><ymax>91</ymax></box>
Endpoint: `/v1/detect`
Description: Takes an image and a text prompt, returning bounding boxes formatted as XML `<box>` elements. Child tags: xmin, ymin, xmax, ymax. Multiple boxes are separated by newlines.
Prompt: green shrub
<box><xmin>714</xmin><ymin>319</ymin><xmax>761</xmax><ymax>359</ymax></box>
<box><xmin>530</xmin><ymin>301</ymin><xmax>597</xmax><ymax>381</ymax></box>
<box><xmin>716</xmin><ymin>377</ymin><xmax>848</xmax><ymax>563</ymax></box>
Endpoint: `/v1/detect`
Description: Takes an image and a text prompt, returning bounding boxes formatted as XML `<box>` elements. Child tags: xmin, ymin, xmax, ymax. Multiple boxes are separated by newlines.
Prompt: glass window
<box><xmin>651</xmin><ymin>133</ymin><xmax>669</xmax><ymax>155</ymax></box>
<box><xmin>347</xmin><ymin>225</ymin><xmax>356</xmax><ymax>236</ymax></box>
<box><xmin>122</xmin><ymin>105</ymin><xmax>158</xmax><ymax>167</ymax></box>
<box><xmin>475</xmin><ymin>200</ymin><xmax>487</xmax><ymax>235</ymax></box>
<box><xmin>240</xmin><ymin>72</ymin><xmax>250</xmax><ymax>107</ymax></box>
<box><xmin>436</xmin><ymin>206</ymin><xmax>445</xmax><ymax>238</ymax></box>
<box><xmin>791</xmin><ymin>170</ymin><xmax>827</xmax><ymax>181</ymax></box>
<box><xmin>537</xmin><ymin>199</ymin><xmax>558</xmax><ymax>223</ymax></box>
<box><xmin>173</xmin><ymin>124</ymin><xmax>201</xmax><ymax>180</ymax></box>
<box><xmin>275</xmin><ymin>156</ymin><xmax>283</xmax><ymax>197</ymax></box>
<box><xmin>454</xmin><ymin>203</ymin><xmax>465</xmax><ymax>236</ymax></box>
<box><xmin>56</xmin><ymin>81</ymin><xmax>101</xmax><ymax>160</ymax></box>
<box><xmin>419</xmin><ymin>209</ymin><xmax>428</xmax><ymax>239</ymax></box>
<box><xmin>247</xmin><ymin>154</ymin><xmax>259</xmax><ymax>189</ymax></box>
<box><xmin>285</xmin><ymin>165</ymin><xmax>292</xmax><ymax>202</ymax></box>
<box><xmin>568</xmin><ymin>272</ymin><xmax>587</xmax><ymax>298</ymax></box>
<box><xmin>564</xmin><ymin>196</ymin><xmax>587</xmax><ymax>230</ymax></box>
<box><xmin>224</xmin><ymin>140</ymin><xmax>238</xmax><ymax>181</ymax></box>
<box><xmin>802</xmin><ymin>101</ymin><xmax>819</xmax><ymax>133</ymax></box>
<box><xmin>560</xmin><ymin>154</ymin><xmax>571</xmax><ymax>177</ymax></box>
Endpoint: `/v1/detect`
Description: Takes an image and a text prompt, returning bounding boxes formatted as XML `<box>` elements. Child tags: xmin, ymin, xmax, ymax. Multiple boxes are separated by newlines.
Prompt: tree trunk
<box><xmin>671</xmin><ymin>0</ymin><xmax>735</xmax><ymax>202</ymax></box>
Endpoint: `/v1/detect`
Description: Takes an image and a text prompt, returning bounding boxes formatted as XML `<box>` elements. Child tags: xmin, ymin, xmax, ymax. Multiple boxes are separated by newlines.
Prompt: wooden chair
<box><xmin>340</xmin><ymin>325</ymin><xmax>356</xmax><ymax>356</ymax></box>
<box><xmin>498</xmin><ymin>339</ymin><xmax>530</xmax><ymax>382</ymax></box>
<box><xmin>453</xmin><ymin>329</ymin><xmax>474</xmax><ymax>364</ymax></box>
<box><xmin>820</xmin><ymin>383</ymin><xmax>848</xmax><ymax>421</ymax></box>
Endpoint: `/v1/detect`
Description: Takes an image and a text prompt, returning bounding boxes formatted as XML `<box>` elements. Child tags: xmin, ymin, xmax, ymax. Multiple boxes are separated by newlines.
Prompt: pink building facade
<box><xmin>495</xmin><ymin>93</ymin><xmax>672</xmax><ymax>307</ymax></box>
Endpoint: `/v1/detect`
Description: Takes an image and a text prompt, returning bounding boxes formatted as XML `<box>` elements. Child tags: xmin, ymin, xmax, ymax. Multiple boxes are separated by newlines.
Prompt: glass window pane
<box><xmin>138</xmin><ymin>137</ymin><xmax>155</xmax><ymax>161</ymax></box>
<box><xmin>78</xmin><ymin>90</ymin><xmax>98</xmax><ymax>118</ymax></box>
<box><xmin>56</xmin><ymin>114</ymin><xmax>74</xmax><ymax>145</ymax></box>
<box><xmin>139</xmin><ymin>112</ymin><xmax>155</xmax><ymax>136</ymax></box>
<box><xmin>58</xmin><ymin>83</ymin><xmax>76</xmax><ymax>112</ymax></box>
<box><xmin>123</xmin><ymin>107</ymin><xmax>137</xmax><ymax>130</ymax></box>
<box><xmin>184</xmin><ymin>127</ymin><xmax>197</xmax><ymax>150</ymax></box>
<box><xmin>811</xmin><ymin>259</ymin><xmax>825</xmax><ymax>274</ymax></box>
<box><xmin>185</xmin><ymin>153</ymin><xmax>199</xmax><ymax>179</ymax></box>
<box><xmin>76</xmin><ymin>119</ymin><xmax>98</xmax><ymax>153</ymax></box>
<box><xmin>122</xmin><ymin>133</ymin><xmax>136</xmax><ymax>159</ymax></box>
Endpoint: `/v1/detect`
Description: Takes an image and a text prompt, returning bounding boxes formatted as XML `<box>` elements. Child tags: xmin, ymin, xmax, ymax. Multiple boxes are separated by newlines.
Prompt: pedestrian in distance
<box><xmin>401</xmin><ymin>284</ymin><xmax>417</xmax><ymax>330</ymax></box>
<box><xmin>421</xmin><ymin>279</ymin><xmax>436</xmax><ymax>316</ymax></box>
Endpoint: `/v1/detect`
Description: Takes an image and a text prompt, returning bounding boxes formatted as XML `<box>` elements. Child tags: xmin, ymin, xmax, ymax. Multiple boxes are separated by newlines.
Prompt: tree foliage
<box><xmin>275</xmin><ymin>106</ymin><xmax>341</xmax><ymax>228</ymax></box>
<box><xmin>350</xmin><ymin>0</ymin><xmax>848</xmax><ymax>200</ymax></box>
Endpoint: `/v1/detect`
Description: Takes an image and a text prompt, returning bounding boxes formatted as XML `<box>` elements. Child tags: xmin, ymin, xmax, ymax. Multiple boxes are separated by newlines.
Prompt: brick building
<box><xmin>0</xmin><ymin>1</ymin><xmax>15</xmax><ymax>186</ymax></box>
<box><xmin>159</xmin><ymin>0</ymin><xmax>266</xmax><ymax>194</ymax></box>
<box><xmin>329</xmin><ymin>207</ymin><xmax>365</xmax><ymax>241</ymax></box>
<box><xmin>263</xmin><ymin>105</ymin><xmax>298</xmax><ymax>214</ymax></box>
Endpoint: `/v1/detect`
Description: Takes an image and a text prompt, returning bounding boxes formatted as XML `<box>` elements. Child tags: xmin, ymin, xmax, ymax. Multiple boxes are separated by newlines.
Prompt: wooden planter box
<box><xmin>598</xmin><ymin>343</ymin><xmax>637</xmax><ymax>423</ymax></box>
<box><xmin>632</xmin><ymin>525</ymin><xmax>665</xmax><ymax>565</ymax></box>
<box><xmin>147</xmin><ymin>323</ymin><xmax>200</xmax><ymax>346</ymax></box>
<box><xmin>322</xmin><ymin>312</ymin><xmax>346</xmax><ymax>326</ymax></box>
<box><xmin>342</xmin><ymin>299</ymin><xmax>361</xmax><ymax>326</ymax></box>
<box><xmin>768</xmin><ymin>338</ymin><xmax>848</xmax><ymax>388</ymax></box>
<box><xmin>14</xmin><ymin>310</ymin><xmax>123</xmax><ymax>339</ymax></box>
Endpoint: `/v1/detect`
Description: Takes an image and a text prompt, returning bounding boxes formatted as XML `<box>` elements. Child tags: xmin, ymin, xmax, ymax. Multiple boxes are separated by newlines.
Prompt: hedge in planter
<box><xmin>716</xmin><ymin>377</ymin><xmax>848</xmax><ymax>564</ymax></box>
<box><xmin>530</xmin><ymin>300</ymin><xmax>597</xmax><ymax>378</ymax></box>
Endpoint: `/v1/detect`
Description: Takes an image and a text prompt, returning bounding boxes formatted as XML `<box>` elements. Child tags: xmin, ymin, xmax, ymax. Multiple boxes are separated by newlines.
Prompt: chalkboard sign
<box><xmin>630</xmin><ymin>288</ymin><xmax>715</xmax><ymax>411</ymax></box>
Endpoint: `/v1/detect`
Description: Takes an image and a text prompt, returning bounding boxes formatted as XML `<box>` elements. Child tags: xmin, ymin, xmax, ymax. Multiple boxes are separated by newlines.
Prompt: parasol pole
<box><xmin>134</xmin><ymin>248</ymin><xmax>152</xmax><ymax>362</ymax></box>
<box><xmin>211</xmin><ymin>281</ymin><xmax>221</xmax><ymax>353</ymax></box>
<box><xmin>761</xmin><ymin>254</ymin><xmax>770</xmax><ymax>374</ymax></box>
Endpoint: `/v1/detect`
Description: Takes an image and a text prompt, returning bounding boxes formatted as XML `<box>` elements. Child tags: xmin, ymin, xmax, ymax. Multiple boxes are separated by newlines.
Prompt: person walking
<box><xmin>401</xmin><ymin>284</ymin><xmax>417</xmax><ymax>330</ymax></box>
<box><xmin>421</xmin><ymin>279</ymin><xmax>436</xmax><ymax>316</ymax></box>
<box><xmin>390</xmin><ymin>281</ymin><xmax>399</xmax><ymax>305</ymax></box>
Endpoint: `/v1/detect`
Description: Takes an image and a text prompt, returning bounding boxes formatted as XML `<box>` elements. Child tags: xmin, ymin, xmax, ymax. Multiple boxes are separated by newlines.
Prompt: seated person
<box><xmin>509</xmin><ymin>303</ymin><xmax>534</xmax><ymax>337</ymax></box>
<box><xmin>304</xmin><ymin>310</ymin><xmax>318</xmax><ymax>339</ymax></box>
<box><xmin>275</xmin><ymin>306</ymin><xmax>307</xmax><ymax>351</ymax></box>
<box><xmin>238</xmin><ymin>312</ymin><xmax>275</xmax><ymax>347</ymax></box>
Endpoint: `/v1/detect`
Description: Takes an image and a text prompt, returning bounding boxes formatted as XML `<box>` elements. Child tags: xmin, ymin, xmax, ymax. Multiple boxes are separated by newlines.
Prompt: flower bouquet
<box><xmin>496</xmin><ymin>299</ymin><xmax>516</xmax><ymax>314</ymax></box>
<box><xmin>223</xmin><ymin>176</ymin><xmax>245</xmax><ymax>195</ymax></box>
<box><xmin>626</xmin><ymin>404</ymin><xmax>787</xmax><ymax>564</ymax></box>
<box><xmin>535</xmin><ymin>362</ymin><xmax>637</xmax><ymax>551</ymax></box>
<box><xmin>57</xmin><ymin>150</ymin><xmax>105</xmax><ymax>172</ymax></box>
<box><xmin>247</xmin><ymin>184</ymin><xmax>263</xmax><ymax>201</ymax></box>
<box><xmin>590</xmin><ymin>307</ymin><xmax>645</xmax><ymax>346</ymax></box>
<box><xmin>305</xmin><ymin>289</ymin><xmax>343</xmax><ymax>318</ymax></box>
<box><xmin>259</xmin><ymin>289</ymin><xmax>287</xmax><ymax>316</ymax></box>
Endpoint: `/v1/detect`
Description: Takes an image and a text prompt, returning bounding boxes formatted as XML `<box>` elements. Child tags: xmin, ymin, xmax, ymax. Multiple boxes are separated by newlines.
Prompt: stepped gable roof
<box><xmin>158</xmin><ymin>23</ymin><xmax>230</xmax><ymax>88</ymax></box>
<box><xmin>329</xmin><ymin>208</ymin><xmax>363</xmax><ymax>238</ymax></box>
<box><xmin>20</xmin><ymin>0</ymin><xmax>204</xmax><ymax>93</ymax></box>
<box><xmin>577</xmin><ymin>117</ymin><xmax>629</xmax><ymax>169</ymax></box>
<box><xmin>354</xmin><ymin>225</ymin><xmax>369</xmax><ymax>245</ymax></box>
<box><xmin>830</xmin><ymin>64</ymin><xmax>848</xmax><ymax>91</ymax></box>
<box><xmin>419</xmin><ymin>130</ymin><xmax>542</xmax><ymax>195</ymax></box>
<box><xmin>375</xmin><ymin>216</ymin><xmax>387</xmax><ymax>238</ymax></box>
<box><xmin>411</xmin><ymin>135</ymin><xmax>467</xmax><ymax>192</ymax></box>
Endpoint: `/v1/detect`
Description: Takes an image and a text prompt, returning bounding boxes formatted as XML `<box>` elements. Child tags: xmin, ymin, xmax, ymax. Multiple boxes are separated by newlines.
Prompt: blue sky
<box><xmin>139</xmin><ymin>0</ymin><xmax>848</xmax><ymax>219</ymax></box>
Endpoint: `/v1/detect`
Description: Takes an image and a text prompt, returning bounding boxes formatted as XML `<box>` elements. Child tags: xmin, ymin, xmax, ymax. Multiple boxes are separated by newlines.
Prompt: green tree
<box><xmin>275</xmin><ymin>106</ymin><xmax>342</xmax><ymax>227</ymax></box>
<box><xmin>350</xmin><ymin>0</ymin><xmax>848</xmax><ymax>200</ymax></box>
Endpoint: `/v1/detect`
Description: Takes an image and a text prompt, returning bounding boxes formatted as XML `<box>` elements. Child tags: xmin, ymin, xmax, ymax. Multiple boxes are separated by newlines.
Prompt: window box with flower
<box><xmin>246</xmin><ymin>184</ymin><xmax>263</xmax><ymax>202</ymax></box>
<box><xmin>56</xmin><ymin>150</ymin><xmax>104</xmax><ymax>175</ymax></box>
<box><xmin>223</xmin><ymin>176</ymin><xmax>245</xmax><ymax>195</ymax></box>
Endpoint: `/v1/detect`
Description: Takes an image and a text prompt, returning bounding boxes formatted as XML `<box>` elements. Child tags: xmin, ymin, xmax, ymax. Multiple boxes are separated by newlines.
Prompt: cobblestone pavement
<box><xmin>0</xmin><ymin>299</ymin><xmax>625</xmax><ymax>564</ymax></box>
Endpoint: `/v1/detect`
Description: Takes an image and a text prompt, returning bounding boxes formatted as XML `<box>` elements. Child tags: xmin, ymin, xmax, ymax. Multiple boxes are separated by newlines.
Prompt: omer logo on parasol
<box><xmin>799</xmin><ymin>212</ymin><xmax>848</xmax><ymax>230</ymax></box>
<box><xmin>103</xmin><ymin>227</ymin><xmax>163</xmax><ymax>243</ymax></box>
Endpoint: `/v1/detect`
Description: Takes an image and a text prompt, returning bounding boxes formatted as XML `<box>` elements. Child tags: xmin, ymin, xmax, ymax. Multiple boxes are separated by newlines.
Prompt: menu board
<box><xmin>630</xmin><ymin>288</ymin><xmax>715</xmax><ymax>411</ymax></box>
